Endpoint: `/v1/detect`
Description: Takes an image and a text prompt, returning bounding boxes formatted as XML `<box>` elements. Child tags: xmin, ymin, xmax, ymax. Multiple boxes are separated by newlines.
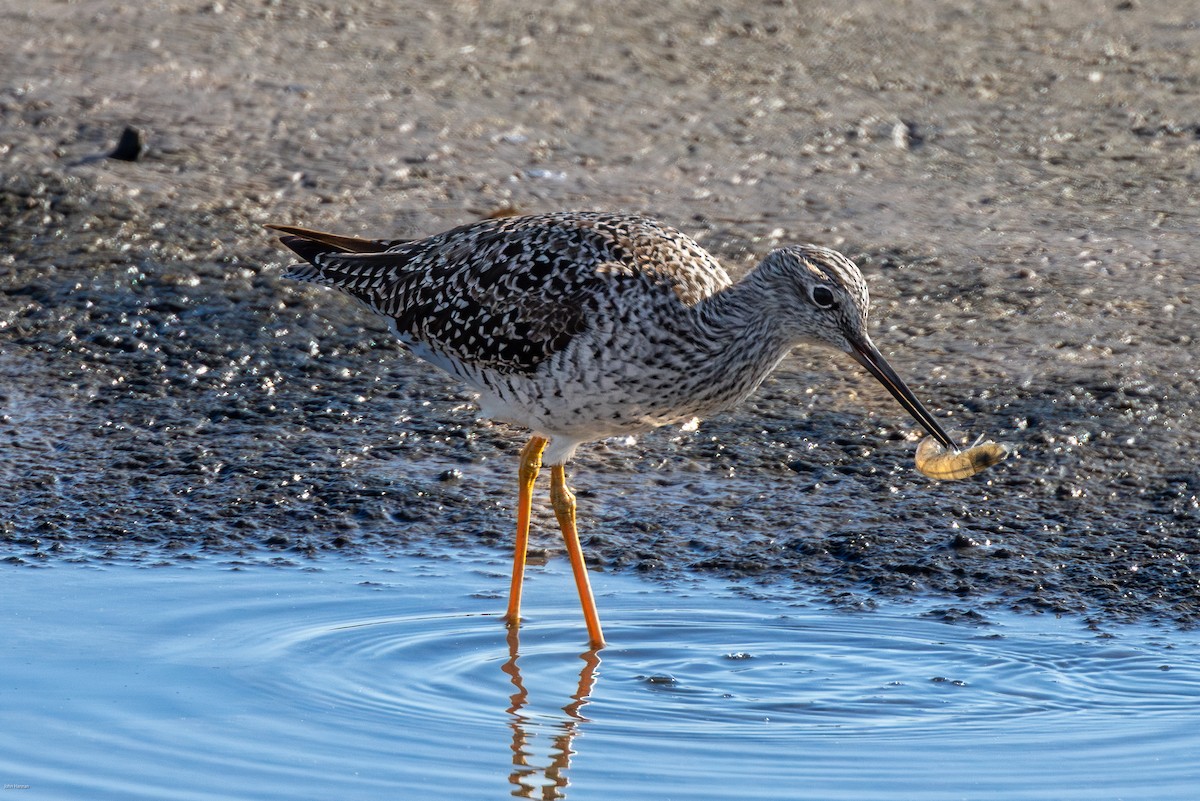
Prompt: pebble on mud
<box><xmin>109</xmin><ymin>126</ymin><xmax>144</xmax><ymax>162</ymax></box>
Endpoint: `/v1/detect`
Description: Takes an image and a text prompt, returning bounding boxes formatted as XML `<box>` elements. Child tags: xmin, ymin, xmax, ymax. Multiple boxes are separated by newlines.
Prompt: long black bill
<box><xmin>848</xmin><ymin>337</ymin><xmax>957</xmax><ymax>450</ymax></box>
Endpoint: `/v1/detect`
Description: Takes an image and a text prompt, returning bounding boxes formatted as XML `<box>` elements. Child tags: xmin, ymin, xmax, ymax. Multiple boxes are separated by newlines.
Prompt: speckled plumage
<box><xmin>270</xmin><ymin>210</ymin><xmax>956</xmax><ymax>646</ymax></box>
<box><xmin>271</xmin><ymin>211</ymin><xmax>892</xmax><ymax>466</ymax></box>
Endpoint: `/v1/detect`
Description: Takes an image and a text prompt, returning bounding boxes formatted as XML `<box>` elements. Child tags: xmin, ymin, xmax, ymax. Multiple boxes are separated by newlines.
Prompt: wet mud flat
<box><xmin>1</xmin><ymin>1</ymin><xmax>1197</xmax><ymax>625</ymax></box>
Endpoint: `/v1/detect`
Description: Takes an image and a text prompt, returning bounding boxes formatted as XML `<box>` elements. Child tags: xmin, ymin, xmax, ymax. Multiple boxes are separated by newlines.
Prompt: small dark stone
<box><xmin>109</xmin><ymin>126</ymin><xmax>143</xmax><ymax>161</ymax></box>
<box><xmin>930</xmin><ymin>677</ymin><xmax>969</xmax><ymax>687</ymax></box>
<box><xmin>921</xmin><ymin>607</ymin><xmax>989</xmax><ymax>625</ymax></box>
<box><xmin>893</xmin><ymin>562</ymin><xmax>937</xmax><ymax>576</ymax></box>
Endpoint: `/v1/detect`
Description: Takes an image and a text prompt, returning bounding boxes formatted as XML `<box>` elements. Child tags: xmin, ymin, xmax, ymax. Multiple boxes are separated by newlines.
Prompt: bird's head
<box><xmin>758</xmin><ymin>245</ymin><xmax>871</xmax><ymax>353</ymax></box>
<box><xmin>758</xmin><ymin>245</ymin><xmax>956</xmax><ymax>449</ymax></box>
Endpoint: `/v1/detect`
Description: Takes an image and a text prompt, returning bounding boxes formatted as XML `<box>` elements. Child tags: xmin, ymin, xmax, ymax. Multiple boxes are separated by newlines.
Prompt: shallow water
<box><xmin>4</xmin><ymin>553</ymin><xmax>1198</xmax><ymax>800</ymax></box>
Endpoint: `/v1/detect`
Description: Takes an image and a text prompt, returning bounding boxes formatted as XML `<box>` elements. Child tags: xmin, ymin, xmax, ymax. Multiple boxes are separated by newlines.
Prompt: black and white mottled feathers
<box><xmin>268</xmin><ymin>211</ymin><xmax>927</xmax><ymax>465</ymax></box>
<box><xmin>271</xmin><ymin>212</ymin><xmax>732</xmax><ymax>375</ymax></box>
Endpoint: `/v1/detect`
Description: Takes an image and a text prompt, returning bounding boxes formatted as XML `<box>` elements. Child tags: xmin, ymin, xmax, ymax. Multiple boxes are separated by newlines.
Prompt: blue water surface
<box><xmin>3</xmin><ymin>551</ymin><xmax>1198</xmax><ymax>800</ymax></box>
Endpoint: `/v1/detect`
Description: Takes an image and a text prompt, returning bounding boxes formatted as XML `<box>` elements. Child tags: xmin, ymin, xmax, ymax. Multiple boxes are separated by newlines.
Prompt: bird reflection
<box><xmin>502</xmin><ymin>627</ymin><xmax>601</xmax><ymax>799</ymax></box>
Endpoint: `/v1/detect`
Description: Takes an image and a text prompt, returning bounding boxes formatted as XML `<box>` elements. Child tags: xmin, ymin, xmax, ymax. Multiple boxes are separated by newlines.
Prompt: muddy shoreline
<box><xmin>2</xmin><ymin>1</ymin><xmax>1197</xmax><ymax>626</ymax></box>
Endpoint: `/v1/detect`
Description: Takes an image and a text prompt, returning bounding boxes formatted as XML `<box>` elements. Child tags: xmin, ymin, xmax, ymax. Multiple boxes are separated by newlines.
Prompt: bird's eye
<box><xmin>811</xmin><ymin>285</ymin><xmax>836</xmax><ymax>309</ymax></box>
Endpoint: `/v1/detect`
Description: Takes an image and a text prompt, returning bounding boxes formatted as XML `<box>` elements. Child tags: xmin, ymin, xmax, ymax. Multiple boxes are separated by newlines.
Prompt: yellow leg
<box><xmin>505</xmin><ymin>436</ymin><xmax>547</xmax><ymax>628</ymax></box>
<box><xmin>549</xmin><ymin>464</ymin><xmax>606</xmax><ymax>648</ymax></box>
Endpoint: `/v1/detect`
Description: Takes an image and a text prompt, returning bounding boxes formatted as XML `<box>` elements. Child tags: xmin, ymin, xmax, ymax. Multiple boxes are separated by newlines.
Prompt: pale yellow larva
<box><xmin>915</xmin><ymin>436</ymin><xmax>1009</xmax><ymax>480</ymax></box>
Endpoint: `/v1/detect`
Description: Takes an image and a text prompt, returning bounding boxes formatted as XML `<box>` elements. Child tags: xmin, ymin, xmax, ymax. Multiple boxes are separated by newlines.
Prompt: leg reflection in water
<box><xmin>502</xmin><ymin>627</ymin><xmax>602</xmax><ymax>799</ymax></box>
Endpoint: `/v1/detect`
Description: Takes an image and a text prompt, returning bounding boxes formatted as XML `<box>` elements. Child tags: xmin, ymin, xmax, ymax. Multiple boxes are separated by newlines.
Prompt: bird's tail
<box><xmin>265</xmin><ymin>224</ymin><xmax>406</xmax><ymax>282</ymax></box>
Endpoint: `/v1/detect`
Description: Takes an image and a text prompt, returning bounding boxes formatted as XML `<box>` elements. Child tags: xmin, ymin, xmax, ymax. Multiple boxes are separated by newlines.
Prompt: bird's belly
<box><xmin>469</xmin><ymin>346</ymin><xmax>772</xmax><ymax>441</ymax></box>
<box><xmin>396</xmin><ymin>311</ymin><xmax>787</xmax><ymax>445</ymax></box>
<box><xmin>468</xmin><ymin>374</ymin><xmax>688</xmax><ymax>439</ymax></box>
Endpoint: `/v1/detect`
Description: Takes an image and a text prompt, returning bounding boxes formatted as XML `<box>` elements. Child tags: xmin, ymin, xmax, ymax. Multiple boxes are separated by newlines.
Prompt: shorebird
<box><xmin>269</xmin><ymin>211</ymin><xmax>956</xmax><ymax>648</ymax></box>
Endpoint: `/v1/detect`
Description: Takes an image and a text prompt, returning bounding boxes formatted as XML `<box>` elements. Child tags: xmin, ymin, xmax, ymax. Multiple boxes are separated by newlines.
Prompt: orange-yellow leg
<box><xmin>549</xmin><ymin>464</ymin><xmax>606</xmax><ymax>648</ymax></box>
<box><xmin>504</xmin><ymin>436</ymin><xmax>547</xmax><ymax>628</ymax></box>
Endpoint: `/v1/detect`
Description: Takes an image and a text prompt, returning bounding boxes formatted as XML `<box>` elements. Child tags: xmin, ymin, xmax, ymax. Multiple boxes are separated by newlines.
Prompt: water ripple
<box><xmin>4</xmin><ymin>557</ymin><xmax>1199</xmax><ymax>800</ymax></box>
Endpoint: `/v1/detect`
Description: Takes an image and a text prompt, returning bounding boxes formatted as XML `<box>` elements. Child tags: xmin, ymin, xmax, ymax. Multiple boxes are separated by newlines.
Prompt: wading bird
<box><xmin>269</xmin><ymin>212</ymin><xmax>956</xmax><ymax>648</ymax></box>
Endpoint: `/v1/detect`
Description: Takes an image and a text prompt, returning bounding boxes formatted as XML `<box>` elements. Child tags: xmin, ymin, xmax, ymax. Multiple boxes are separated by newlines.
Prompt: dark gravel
<box><xmin>1</xmin><ymin>0</ymin><xmax>1197</xmax><ymax>626</ymax></box>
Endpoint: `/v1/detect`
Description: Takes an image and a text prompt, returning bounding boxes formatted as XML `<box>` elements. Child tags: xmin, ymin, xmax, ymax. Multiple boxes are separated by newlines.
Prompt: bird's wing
<box><xmin>271</xmin><ymin>212</ymin><xmax>732</xmax><ymax>375</ymax></box>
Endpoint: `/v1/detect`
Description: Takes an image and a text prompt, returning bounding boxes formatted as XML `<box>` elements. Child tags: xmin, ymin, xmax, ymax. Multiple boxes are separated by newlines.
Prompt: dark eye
<box><xmin>811</xmin><ymin>285</ymin><xmax>836</xmax><ymax>308</ymax></box>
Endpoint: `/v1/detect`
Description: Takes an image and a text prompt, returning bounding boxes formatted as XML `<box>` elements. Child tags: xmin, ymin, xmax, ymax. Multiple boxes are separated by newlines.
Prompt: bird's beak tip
<box><xmin>846</xmin><ymin>338</ymin><xmax>957</xmax><ymax>450</ymax></box>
